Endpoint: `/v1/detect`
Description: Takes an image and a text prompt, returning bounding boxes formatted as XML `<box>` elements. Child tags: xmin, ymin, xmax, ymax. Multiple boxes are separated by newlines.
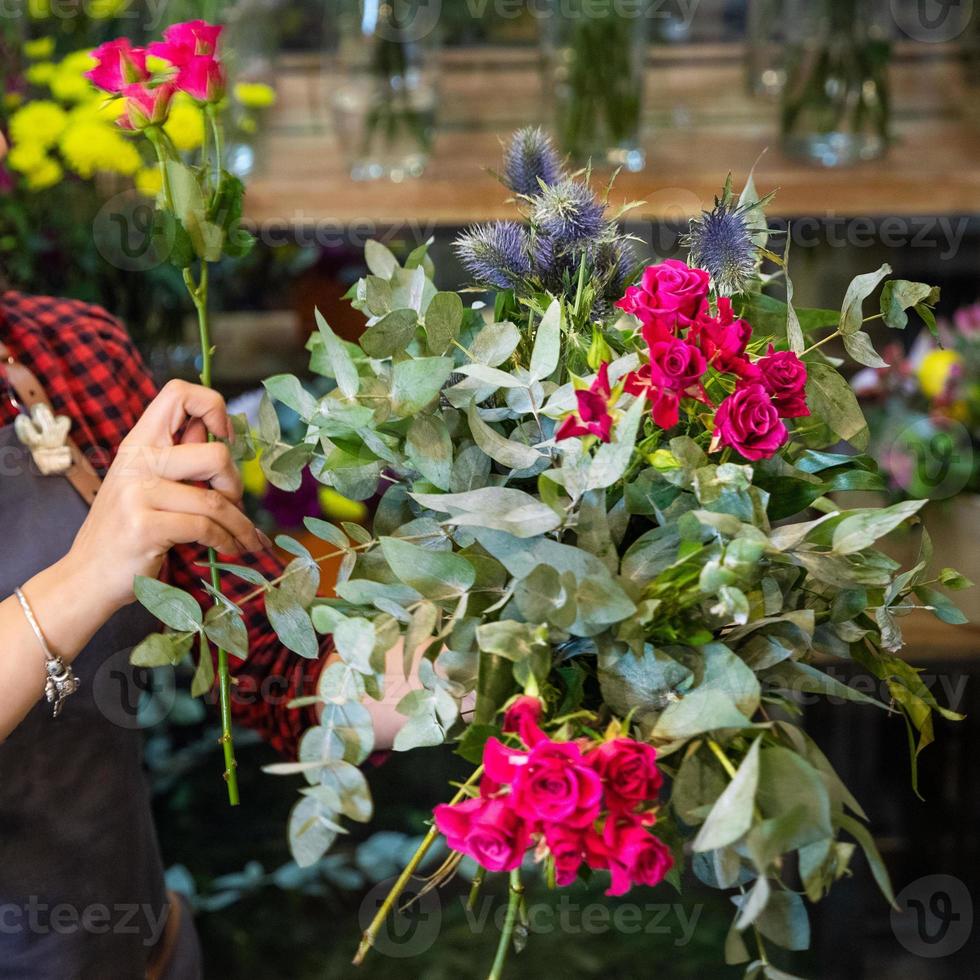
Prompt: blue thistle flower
<box><xmin>683</xmin><ymin>199</ymin><xmax>760</xmax><ymax>296</ymax></box>
<box><xmin>531</xmin><ymin>178</ymin><xmax>606</xmax><ymax>246</ymax></box>
<box><xmin>454</xmin><ymin>221</ymin><xmax>532</xmax><ymax>290</ymax></box>
<box><xmin>503</xmin><ymin>126</ymin><xmax>563</xmax><ymax>197</ymax></box>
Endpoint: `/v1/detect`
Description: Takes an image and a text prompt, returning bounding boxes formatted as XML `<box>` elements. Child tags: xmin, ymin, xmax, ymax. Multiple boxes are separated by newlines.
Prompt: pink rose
<box><xmin>511</xmin><ymin>740</ymin><xmax>603</xmax><ymax>828</ymax></box>
<box><xmin>585</xmin><ymin>816</ymin><xmax>673</xmax><ymax>897</ymax></box>
<box><xmin>755</xmin><ymin>344</ymin><xmax>809</xmax><ymax>418</ymax></box>
<box><xmin>117</xmin><ymin>82</ymin><xmax>175</xmax><ymax>130</ymax></box>
<box><xmin>589</xmin><ymin>738</ymin><xmax>663</xmax><ymax>812</ymax></box>
<box><xmin>434</xmin><ymin>797</ymin><xmax>530</xmax><ymax>872</ymax></box>
<box><xmin>148</xmin><ymin>19</ymin><xmax>223</xmax><ymax>64</ymax></box>
<box><xmin>86</xmin><ymin>39</ymin><xmax>148</xmax><ymax>93</ymax></box>
<box><xmin>502</xmin><ymin>696</ymin><xmax>547</xmax><ymax>747</ymax></box>
<box><xmin>543</xmin><ymin>824</ymin><xmax>585</xmax><ymax>887</ymax></box>
<box><xmin>177</xmin><ymin>55</ymin><xmax>226</xmax><ymax>103</ymax></box>
<box><xmin>690</xmin><ymin>297</ymin><xmax>754</xmax><ymax>376</ymax></box>
<box><xmin>712</xmin><ymin>383</ymin><xmax>788</xmax><ymax>461</ymax></box>
<box><xmin>625</xmin><ymin>338</ymin><xmax>707</xmax><ymax>429</ymax></box>
<box><xmin>615</xmin><ymin>259</ymin><xmax>710</xmax><ymax>332</ymax></box>
<box><xmin>556</xmin><ymin>362</ymin><xmax>614</xmax><ymax>443</ymax></box>
<box><xmin>481</xmin><ymin>736</ymin><xmax>527</xmax><ymax>794</ymax></box>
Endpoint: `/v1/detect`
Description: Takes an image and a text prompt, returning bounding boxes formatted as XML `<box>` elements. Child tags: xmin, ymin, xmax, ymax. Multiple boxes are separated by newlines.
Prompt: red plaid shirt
<box><xmin>0</xmin><ymin>290</ymin><xmax>324</xmax><ymax>757</ymax></box>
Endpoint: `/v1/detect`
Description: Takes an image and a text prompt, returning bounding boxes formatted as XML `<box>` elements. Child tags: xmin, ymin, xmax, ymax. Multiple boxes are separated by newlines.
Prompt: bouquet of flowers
<box><xmin>853</xmin><ymin>301</ymin><xmax>980</xmax><ymax>500</ymax></box>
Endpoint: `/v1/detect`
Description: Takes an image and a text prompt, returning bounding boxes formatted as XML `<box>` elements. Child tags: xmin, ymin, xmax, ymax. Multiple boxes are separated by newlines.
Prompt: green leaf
<box><xmin>476</xmin><ymin>620</ymin><xmax>547</xmax><ymax>662</ymax></box>
<box><xmin>760</xmin><ymin>660</ymin><xmax>887</xmax><ymax>708</ymax></box>
<box><xmin>266</xmin><ymin>584</ymin><xmax>319</xmax><ymax>659</ymax></box>
<box><xmin>600</xmin><ymin>647</ymin><xmax>692</xmax><ymax>721</ymax></box>
<box><xmin>130</xmin><ymin>631</ymin><xmax>193</xmax><ymax>667</ymax></box>
<box><xmin>424</xmin><ymin>291</ymin><xmax>463</xmax><ymax>354</ymax></box>
<box><xmin>783</xmin><ymin>238</ymin><xmax>805</xmax><ymax>355</ymax></box>
<box><xmin>134</xmin><ymin>577</ymin><xmax>202</xmax><ymax>632</ymax></box>
<box><xmin>191</xmin><ymin>633</ymin><xmax>215</xmax><ymax>697</ymax></box>
<box><xmin>938</xmin><ymin>567</ymin><xmax>973</xmax><ymax>591</ymax></box>
<box><xmin>288</xmin><ymin>795</ymin><xmax>338</xmax><ymax>868</ymax></box>
<box><xmin>391</xmin><ymin>357</ymin><xmax>455</xmax><ymax>416</ymax></box>
<box><xmin>586</xmin><ymin>395</ymin><xmax>645</xmax><ymax>491</ymax></box>
<box><xmin>652</xmin><ymin>689</ymin><xmax>753</xmax><ymax>740</ymax></box>
<box><xmin>471</xmin><ymin>321</ymin><xmax>520</xmax><ymax>366</ymax></box>
<box><xmin>842</xmin><ymin>330</ymin><xmax>888</xmax><ymax>369</ymax></box>
<box><xmin>403</xmin><ymin>600</ymin><xmax>439</xmax><ymax>677</ymax></box>
<box><xmin>693</xmin><ymin>737</ymin><xmax>762</xmax><ymax>852</ymax></box>
<box><xmin>466</xmin><ymin>399</ymin><xmax>543</xmax><ymax>471</ymax></box>
<box><xmin>263</xmin><ymin>373</ymin><xmax>318</xmax><ymax>419</ymax></box>
<box><xmin>915</xmin><ymin>585</ymin><xmax>968</xmax><ymax>625</ymax></box>
<box><xmin>333</xmin><ymin>617</ymin><xmax>377</xmax><ymax>673</ymax></box>
<box><xmin>303</xmin><ymin>518</ymin><xmax>350</xmax><ymax>550</ymax></box>
<box><xmin>529</xmin><ymin>299</ymin><xmax>561</xmax><ymax>382</ymax></box>
<box><xmin>880</xmin><ymin>280</ymin><xmax>940</xmax><ymax>330</ymax></box>
<box><xmin>832</xmin><ymin>499</ymin><xmax>925</xmax><ymax>555</ymax></box>
<box><xmin>203</xmin><ymin>604</ymin><xmax>249</xmax><ymax>661</ymax></box>
<box><xmin>406</xmin><ymin>415</ymin><xmax>453</xmax><ymax>490</ymax></box>
<box><xmin>411</xmin><ymin>486</ymin><xmax>561</xmax><ymax>537</ymax></box>
<box><xmin>835</xmin><ymin>812</ymin><xmax>898</xmax><ymax>908</ymax></box>
<box><xmin>364</xmin><ymin>239</ymin><xmax>399</xmax><ymax>278</ymax></box>
<box><xmin>360</xmin><ymin>309</ymin><xmax>417</xmax><ymax>358</ymax></box>
<box><xmin>380</xmin><ymin>536</ymin><xmax>476</xmax><ymax>599</ymax></box>
<box><xmin>755</xmin><ymin>890</ymin><xmax>810</xmax><ymax>951</ymax></box>
<box><xmin>804</xmin><ymin>362</ymin><xmax>869</xmax><ymax>448</ymax></box>
<box><xmin>840</xmin><ymin>264</ymin><xmax>891</xmax><ymax>335</ymax></box>
<box><xmin>314</xmin><ymin>309</ymin><xmax>359</xmax><ymax>398</ymax></box>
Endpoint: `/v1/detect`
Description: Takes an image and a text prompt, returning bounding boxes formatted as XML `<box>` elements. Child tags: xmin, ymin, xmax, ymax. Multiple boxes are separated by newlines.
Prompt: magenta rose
<box><xmin>626</xmin><ymin>338</ymin><xmax>708</xmax><ymax>429</ymax></box>
<box><xmin>615</xmin><ymin>259</ymin><xmax>710</xmax><ymax>331</ymax></box>
<box><xmin>86</xmin><ymin>39</ymin><xmax>149</xmax><ymax>94</ymax></box>
<box><xmin>556</xmin><ymin>362</ymin><xmax>614</xmax><ymax>443</ymax></box>
<box><xmin>511</xmin><ymin>740</ymin><xmax>603</xmax><ymax>828</ymax></box>
<box><xmin>543</xmin><ymin>824</ymin><xmax>586</xmax><ymax>887</ymax></box>
<box><xmin>585</xmin><ymin>816</ymin><xmax>673</xmax><ymax>897</ymax></box>
<box><xmin>433</xmin><ymin>797</ymin><xmax>531</xmax><ymax>872</ymax></box>
<box><xmin>712</xmin><ymin>384</ymin><xmax>788</xmax><ymax>461</ymax></box>
<box><xmin>690</xmin><ymin>297</ymin><xmax>754</xmax><ymax>376</ymax></box>
<box><xmin>589</xmin><ymin>738</ymin><xmax>663</xmax><ymax>812</ymax></box>
<box><xmin>755</xmin><ymin>344</ymin><xmax>810</xmax><ymax>418</ymax></box>
<box><xmin>502</xmin><ymin>695</ymin><xmax>547</xmax><ymax>747</ymax></box>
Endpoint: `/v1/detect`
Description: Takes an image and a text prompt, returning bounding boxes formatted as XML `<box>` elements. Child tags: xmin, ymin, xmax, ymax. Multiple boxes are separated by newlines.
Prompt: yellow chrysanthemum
<box><xmin>59</xmin><ymin>121</ymin><xmax>141</xmax><ymax>178</ymax></box>
<box><xmin>318</xmin><ymin>487</ymin><xmax>367</xmax><ymax>523</ymax></box>
<box><xmin>241</xmin><ymin>453</ymin><xmax>267</xmax><ymax>498</ymax></box>
<box><xmin>918</xmin><ymin>349</ymin><xmax>963</xmax><ymax>399</ymax></box>
<box><xmin>9</xmin><ymin>100</ymin><xmax>67</xmax><ymax>149</ymax></box>
<box><xmin>135</xmin><ymin>166</ymin><xmax>163</xmax><ymax>198</ymax></box>
<box><xmin>49</xmin><ymin>50</ymin><xmax>98</xmax><ymax>102</ymax></box>
<box><xmin>233</xmin><ymin>82</ymin><xmax>277</xmax><ymax>109</ymax></box>
<box><xmin>25</xmin><ymin>61</ymin><xmax>57</xmax><ymax>86</ymax></box>
<box><xmin>67</xmin><ymin>96</ymin><xmax>124</xmax><ymax>126</ymax></box>
<box><xmin>6</xmin><ymin>141</ymin><xmax>48</xmax><ymax>175</ymax></box>
<box><xmin>23</xmin><ymin>36</ymin><xmax>55</xmax><ymax>60</ymax></box>
<box><xmin>163</xmin><ymin>98</ymin><xmax>205</xmax><ymax>152</ymax></box>
<box><xmin>25</xmin><ymin>157</ymin><xmax>63</xmax><ymax>190</ymax></box>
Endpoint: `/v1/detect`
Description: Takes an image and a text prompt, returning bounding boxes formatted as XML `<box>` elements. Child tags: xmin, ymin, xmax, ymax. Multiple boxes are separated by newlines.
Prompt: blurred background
<box><xmin>2</xmin><ymin>1</ymin><xmax>979</xmax><ymax>977</ymax></box>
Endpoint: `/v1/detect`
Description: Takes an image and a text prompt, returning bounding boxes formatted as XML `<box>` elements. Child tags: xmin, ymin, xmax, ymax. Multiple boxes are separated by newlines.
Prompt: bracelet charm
<box><xmin>14</xmin><ymin>587</ymin><xmax>80</xmax><ymax>718</ymax></box>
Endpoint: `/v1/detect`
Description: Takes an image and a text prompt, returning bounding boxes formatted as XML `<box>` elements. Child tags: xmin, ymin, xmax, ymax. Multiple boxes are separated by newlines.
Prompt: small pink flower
<box><xmin>585</xmin><ymin>815</ymin><xmax>673</xmax><ymax>897</ymax></box>
<box><xmin>117</xmin><ymin>82</ymin><xmax>175</xmax><ymax>130</ymax></box>
<box><xmin>177</xmin><ymin>55</ymin><xmax>226</xmax><ymax>103</ymax></box>
<box><xmin>502</xmin><ymin>696</ymin><xmax>547</xmax><ymax>747</ymax></box>
<box><xmin>615</xmin><ymin>259</ymin><xmax>710</xmax><ymax>332</ymax></box>
<box><xmin>711</xmin><ymin>383</ymin><xmax>788</xmax><ymax>461</ymax></box>
<box><xmin>588</xmin><ymin>738</ymin><xmax>663</xmax><ymax>813</ymax></box>
<box><xmin>690</xmin><ymin>297</ymin><xmax>754</xmax><ymax>376</ymax></box>
<box><xmin>86</xmin><ymin>38</ymin><xmax>149</xmax><ymax>93</ymax></box>
<box><xmin>481</xmin><ymin>736</ymin><xmax>527</xmax><ymax>791</ymax></box>
<box><xmin>556</xmin><ymin>362</ymin><xmax>615</xmax><ymax>443</ymax></box>
<box><xmin>543</xmin><ymin>824</ymin><xmax>586</xmax><ymax>887</ymax></box>
<box><xmin>511</xmin><ymin>739</ymin><xmax>603</xmax><ymax>828</ymax></box>
<box><xmin>625</xmin><ymin>338</ymin><xmax>708</xmax><ymax>429</ymax></box>
<box><xmin>148</xmin><ymin>20</ymin><xmax>224</xmax><ymax>64</ymax></box>
<box><xmin>433</xmin><ymin>797</ymin><xmax>531</xmax><ymax>872</ymax></box>
<box><xmin>755</xmin><ymin>344</ymin><xmax>810</xmax><ymax>418</ymax></box>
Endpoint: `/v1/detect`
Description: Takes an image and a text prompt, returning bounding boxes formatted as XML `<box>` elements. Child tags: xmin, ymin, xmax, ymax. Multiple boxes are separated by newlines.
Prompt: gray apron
<box><xmin>0</xmin><ymin>424</ymin><xmax>202</xmax><ymax>979</ymax></box>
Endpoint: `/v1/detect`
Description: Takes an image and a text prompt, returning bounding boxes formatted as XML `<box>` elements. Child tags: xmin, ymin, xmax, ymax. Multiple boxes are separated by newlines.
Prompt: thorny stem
<box><xmin>353</xmin><ymin>766</ymin><xmax>484</xmax><ymax>966</ymax></box>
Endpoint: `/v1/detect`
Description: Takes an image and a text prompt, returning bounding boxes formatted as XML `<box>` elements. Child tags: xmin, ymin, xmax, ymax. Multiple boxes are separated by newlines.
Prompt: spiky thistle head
<box><xmin>682</xmin><ymin>198</ymin><xmax>761</xmax><ymax>297</ymax></box>
<box><xmin>531</xmin><ymin>177</ymin><xmax>607</xmax><ymax>247</ymax></box>
<box><xmin>454</xmin><ymin>221</ymin><xmax>532</xmax><ymax>291</ymax></box>
<box><xmin>503</xmin><ymin>126</ymin><xmax>563</xmax><ymax>197</ymax></box>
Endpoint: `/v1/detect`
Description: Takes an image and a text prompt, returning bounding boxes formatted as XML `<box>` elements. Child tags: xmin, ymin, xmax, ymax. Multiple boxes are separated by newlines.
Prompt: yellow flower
<box><xmin>9</xmin><ymin>100</ymin><xmax>67</xmax><ymax>149</ymax></box>
<box><xmin>6</xmin><ymin>141</ymin><xmax>48</xmax><ymax>175</ymax></box>
<box><xmin>318</xmin><ymin>487</ymin><xmax>367</xmax><ymax>523</ymax></box>
<box><xmin>241</xmin><ymin>453</ymin><xmax>267</xmax><ymax>497</ymax></box>
<box><xmin>135</xmin><ymin>166</ymin><xmax>163</xmax><ymax>198</ymax></box>
<box><xmin>27</xmin><ymin>0</ymin><xmax>51</xmax><ymax>18</ymax></box>
<box><xmin>50</xmin><ymin>50</ymin><xmax>98</xmax><ymax>102</ymax></box>
<box><xmin>87</xmin><ymin>0</ymin><xmax>128</xmax><ymax>18</ymax></box>
<box><xmin>25</xmin><ymin>157</ymin><xmax>63</xmax><ymax>190</ymax></box>
<box><xmin>233</xmin><ymin>82</ymin><xmax>277</xmax><ymax>109</ymax></box>
<box><xmin>59</xmin><ymin>121</ymin><xmax>141</xmax><ymax>178</ymax></box>
<box><xmin>918</xmin><ymin>349</ymin><xmax>963</xmax><ymax>399</ymax></box>
<box><xmin>23</xmin><ymin>36</ymin><xmax>55</xmax><ymax>60</ymax></box>
<box><xmin>25</xmin><ymin>61</ymin><xmax>57</xmax><ymax>86</ymax></box>
<box><xmin>163</xmin><ymin>97</ymin><xmax>205</xmax><ymax>152</ymax></box>
<box><xmin>3</xmin><ymin>92</ymin><xmax>24</xmax><ymax>110</ymax></box>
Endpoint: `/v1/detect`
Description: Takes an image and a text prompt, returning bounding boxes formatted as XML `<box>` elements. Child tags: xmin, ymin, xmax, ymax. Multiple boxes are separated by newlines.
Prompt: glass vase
<box><xmin>539</xmin><ymin>0</ymin><xmax>648</xmax><ymax>172</ymax></box>
<box><xmin>328</xmin><ymin>0</ymin><xmax>440</xmax><ymax>182</ymax></box>
<box><xmin>781</xmin><ymin>0</ymin><xmax>891</xmax><ymax>166</ymax></box>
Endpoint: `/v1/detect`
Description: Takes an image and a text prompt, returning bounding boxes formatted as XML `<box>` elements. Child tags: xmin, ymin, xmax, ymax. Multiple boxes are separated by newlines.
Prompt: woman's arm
<box><xmin>0</xmin><ymin>380</ymin><xmax>266</xmax><ymax>741</ymax></box>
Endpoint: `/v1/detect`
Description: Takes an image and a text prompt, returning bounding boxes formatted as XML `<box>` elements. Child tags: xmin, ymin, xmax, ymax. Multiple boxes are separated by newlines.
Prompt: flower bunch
<box><xmin>435</xmin><ymin>697</ymin><xmax>672</xmax><ymax>896</ymax></box>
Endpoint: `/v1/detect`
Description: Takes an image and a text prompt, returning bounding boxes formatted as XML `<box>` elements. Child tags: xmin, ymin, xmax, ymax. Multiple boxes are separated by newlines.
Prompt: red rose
<box><xmin>584</xmin><ymin>816</ymin><xmax>673</xmax><ymax>897</ymax></box>
<box><xmin>589</xmin><ymin>738</ymin><xmax>663</xmax><ymax>812</ymax></box>
<box><xmin>615</xmin><ymin>259</ymin><xmax>710</xmax><ymax>332</ymax></box>
<box><xmin>712</xmin><ymin>383</ymin><xmax>789</xmax><ymax>461</ymax></box>
<box><xmin>755</xmin><ymin>344</ymin><xmax>810</xmax><ymax>418</ymax></box>
<box><xmin>502</xmin><ymin>695</ymin><xmax>547</xmax><ymax>747</ymax></box>
<box><xmin>625</xmin><ymin>338</ymin><xmax>708</xmax><ymax>429</ymax></box>
<box><xmin>481</xmin><ymin>736</ymin><xmax>527</xmax><ymax>793</ymax></box>
<box><xmin>543</xmin><ymin>824</ymin><xmax>586</xmax><ymax>887</ymax></box>
<box><xmin>690</xmin><ymin>297</ymin><xmax>754</xmax><ymax>376</ymax></box>
<box><xmin>433</xmin><ymin>797</ymin><xmax>531</xmax><ymax>872</ymax></box>
<box><xmin>511</xmin><ymin>740</ymin><xmax>603</xmax><ymax>828</ymax></box>
<box><xmin>556</xmin><ymin>362</ymin><xmax>614</xmax><ymax>443</ymax></box>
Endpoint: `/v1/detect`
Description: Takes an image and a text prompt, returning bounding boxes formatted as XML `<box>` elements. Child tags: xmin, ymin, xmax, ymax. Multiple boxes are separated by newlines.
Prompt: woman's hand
<box><xmin>66</xmin><ymin>379</ymin><xmax>269</xmax><ymax>613</ymax></box>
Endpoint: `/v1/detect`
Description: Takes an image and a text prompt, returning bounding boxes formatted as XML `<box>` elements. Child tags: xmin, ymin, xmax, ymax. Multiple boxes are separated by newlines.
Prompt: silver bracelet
<box><xmin>14</xmin><ymin>586</ymin><xmax>80</xmax><ymax>718</ymax></box>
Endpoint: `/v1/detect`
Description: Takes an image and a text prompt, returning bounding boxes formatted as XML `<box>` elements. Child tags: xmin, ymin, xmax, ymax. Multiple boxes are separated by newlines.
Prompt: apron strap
<box><xmin>0</xmin><ymin>340</ymin><xmax>102</xmax><ymax>506</ymax></box>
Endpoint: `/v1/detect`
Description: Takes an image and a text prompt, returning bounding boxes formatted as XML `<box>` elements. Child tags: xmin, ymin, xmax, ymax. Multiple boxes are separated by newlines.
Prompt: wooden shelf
<box><xmin>245</xmin><ymin>44</ymin><xmax>980</xmax><ymax>227</ymax></box>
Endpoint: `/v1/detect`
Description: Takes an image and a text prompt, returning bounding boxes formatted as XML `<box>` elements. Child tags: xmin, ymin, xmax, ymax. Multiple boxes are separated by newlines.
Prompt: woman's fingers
<box><xmin>180</xmin><ymin>418</ymin><xmax>209</xmax><ymax>446</ymax></box>
<box><xmin>151</xmin><ymin>441</ymin><xmax>243</xmax><ymax>501</ymax></box>
<box><xmin>146</xmin><ymin>480</ymin><xmax>263</xmax><ymax>552</ymax></box>
<box><xmin>151</xmin><ymin>510</ymin><xmax>244</xmax><ymax>557</ymax></box>
<box><xmin>128</xmin><ymin>379</ymin><xmax>232</xmax><ymax>447</ymax></box>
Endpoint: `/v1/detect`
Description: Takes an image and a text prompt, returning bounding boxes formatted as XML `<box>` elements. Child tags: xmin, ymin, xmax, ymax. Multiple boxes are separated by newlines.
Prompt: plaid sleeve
<box><xmin>0</xmin><ymin>291</ymin><xmax>327</xmax><ymax>757</ymax></box>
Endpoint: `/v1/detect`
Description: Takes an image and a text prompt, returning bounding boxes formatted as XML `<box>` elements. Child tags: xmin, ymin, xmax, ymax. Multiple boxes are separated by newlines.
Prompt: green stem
<box><xmin>353</xmin><ymin>766</ymin><xmax>484</xmax><ymax>966</ymax></box>
<box><xmin>487</xmin><ymin>869</ymin><xmax>524</xmax><ymax>980</ymax></box>
<box><xmin>801</xmin><ymin>329</ymin><xmax>840</xmax><ymax>357</ymax></box>
<box><xmin>467</xmin><ymin>867</ymin><xmax>487</xmax><ymax>911</ymax></box>
<box><xmin>206</xmin><ymin>104</ymin><xmax>224</xmax><ymax>188</ymax></box>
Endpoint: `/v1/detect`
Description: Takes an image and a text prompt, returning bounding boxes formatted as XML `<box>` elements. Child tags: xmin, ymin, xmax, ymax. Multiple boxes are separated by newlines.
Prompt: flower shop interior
<box><xmin>2</xmin><ymin>1</ymin><xmax>979</xmax><ymax>979</ymax></box>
